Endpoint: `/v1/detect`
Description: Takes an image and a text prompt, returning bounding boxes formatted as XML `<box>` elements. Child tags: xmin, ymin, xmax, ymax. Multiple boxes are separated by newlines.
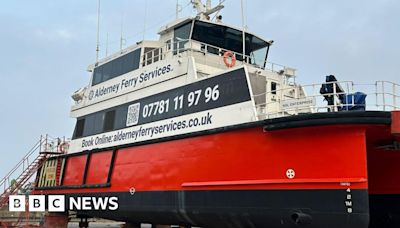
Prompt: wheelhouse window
<box><xmin>192</xmin><ymin>21</ymin><xmax>242</xmax><ymax>53</ymax></box>
<box><xmin>92</xmin><ymin>48</ymin><xmax>141</xmax><ymax>86</ymax></box>
<box><xmin>191</xmin><ymin>21</ymin><xmax>270</xmax><ymax>67</ymax></box>
<box><xmin>174</xmin><ymin>21</ymin><xmax>192</xmax><ymax>54</ymax></box>
<box><xmin>247</xmin><ymin>35</ymin><xmax>269</xmax><ymax>68</ymax></box>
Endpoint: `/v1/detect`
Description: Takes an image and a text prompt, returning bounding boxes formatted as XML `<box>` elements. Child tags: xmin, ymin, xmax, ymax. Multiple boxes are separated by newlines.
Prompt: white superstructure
<box><xmin>67</xmin><ymin>0</ymin><xmax>399</xmax><ymax>153</ymax></box>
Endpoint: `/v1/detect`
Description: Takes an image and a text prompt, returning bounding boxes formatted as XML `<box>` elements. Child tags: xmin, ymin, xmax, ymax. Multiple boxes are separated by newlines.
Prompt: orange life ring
<box><xmin>58</xmin><ymin>142</ymin><xmax>69</xmax><ymax>153</ymax></box>
<box><xmin>223</xmin><ymin>51</ymin><xmax>236</xmax><ymax>68</ymax></box>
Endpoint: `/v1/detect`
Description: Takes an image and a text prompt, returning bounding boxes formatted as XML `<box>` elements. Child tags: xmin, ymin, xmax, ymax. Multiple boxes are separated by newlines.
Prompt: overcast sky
<box><xmin>0</xmin><ymin>0</ymin><xmax>399</xmax><ymax>176</ymax></box>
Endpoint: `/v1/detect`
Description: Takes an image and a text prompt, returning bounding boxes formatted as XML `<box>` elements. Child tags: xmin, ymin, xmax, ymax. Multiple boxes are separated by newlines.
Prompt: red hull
<box><xmin>33</xmin><ymin>111</ymin><xmax>399</xmax><ymax>227</ymax></box>
<box><xmin>40</xmin><ymin>124</ymin><xmax>371</xmax><ymax>193</ymax></box>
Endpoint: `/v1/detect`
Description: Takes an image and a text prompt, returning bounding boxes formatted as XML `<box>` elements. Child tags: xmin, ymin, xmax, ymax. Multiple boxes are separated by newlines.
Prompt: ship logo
<box><xmin>89</xmin><ymin>90</ymin><xmax>94</xmax><ymax>100</ymax></box>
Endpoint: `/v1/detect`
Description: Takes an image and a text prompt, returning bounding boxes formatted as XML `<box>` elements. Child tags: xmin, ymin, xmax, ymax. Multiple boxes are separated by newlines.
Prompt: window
<box><xmin>73</xmin><ymin>106</ymin><xmax>129</xmax><ymax>139</ymax></box>
<box><xmin>83</xmin><ymin>114</ymin><xmax>95</xmax><ymax>137</ymax></box>
<box><xmin>102</xmin><ymin>62</ymin><xmax>112</xmax><ymax>81</ymax></box>
<box><xmin>92</xmin><ymin>48</ymin><xmax>142</xmax><ymax>86</ymax></box>
<box><xmin>154</xmin><ymin>49</ymin><xmax>160</xmax><ymax>62</ymax></box>
<box><xmin>166</xmin><ymin>40</ymin><xmax>172</xmax><ymax>51</ymax></box>
<box><xmin>192</xmin><ymin>21</ymin><xmax>242</xmax><ymax>54</ymax></box>
<box><xmin>174</xmin><ymin>22</ymin><xmax>192</xmax><ymax>54</ymax></box>
<box><xmin>271</xmin><ymin>82</ymin><xmax>277</xmax><ymax>95</ymax></box>
<box><xmin>123</xmin><ymin>49</ymin><xmax>141</xmax><ymax>73</ymax></box>
<box><xmin>143</xmin><ymin>48</ymin><xmax>155</xmax><ymax>66</ymax></box>
<box><xmin>93</xmin><ymin>112</ymin><xmax>104</xmax><ymax>134</ymax></box>
<box><xmin>114</xmin><ymin>106</ymin><xmax>128</xmax><ymax>130</ymax></box>
<box><xmin>92</xmin><ymin>67</ymin><xmax>103</xmax><ymax>85</ymax></box>
<box><xmin>112</xmin><ymin>57</ymin><xmax>123</xmax><ymax>77</ymax></box>
<box><xmin>191</xmin><ymin>21</ymin><xmax>270</xmax><ymax>66</ymax></box>
<box><xmin>247</xmin><ymin>35</ymin><xmax>269</xmax><ymax>67</ymax></box>
<box><xmin>103</xmin><ymin>110</ymin><xmax>116</xmax><ymax>132</ymax></box>
<box><xmin>80</xmin><ymin>112</ymin><xmax>104</xmax><ymax>137</ymax></box>
<box><xmin>73</xmin><ymin>119</ymin><xmax>85</xmax><ymax>139</ymax></box>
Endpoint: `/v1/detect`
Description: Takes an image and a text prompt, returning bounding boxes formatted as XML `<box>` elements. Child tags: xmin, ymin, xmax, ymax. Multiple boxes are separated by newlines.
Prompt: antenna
<box><xmin>241</xmin><ymin>0</ymin><xmax>246</xmax><ymax>65</ymax></box>
<box><xmin>120</xmin><ymin>15</ymin><xmax>126</xmax><ymax>50</ymax></box>
<box><xmin>106</xmin><ymin>33</ymin><xmax>109</xmax><ymax>56</ymax></box>
<box><xmin>176</xmin><ymin>0</ymin><xmax>182</xmax><ymax>19</ymax></box>
<box><xmin>96</xmin><ymin>0</ymin><xmax>101</xmax><ymax>62</ymax></box>
<box><xmin>142</xmin><ymin>0</ymin><xmax>147</xmax><ymax>41</ymax></box>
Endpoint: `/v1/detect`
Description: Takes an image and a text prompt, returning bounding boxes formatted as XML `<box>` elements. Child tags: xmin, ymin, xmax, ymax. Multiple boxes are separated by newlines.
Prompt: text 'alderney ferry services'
<box><xmin>28</xmin><ymin>1</ymin><xmax>400</xmax><ymax>228</ymax></box>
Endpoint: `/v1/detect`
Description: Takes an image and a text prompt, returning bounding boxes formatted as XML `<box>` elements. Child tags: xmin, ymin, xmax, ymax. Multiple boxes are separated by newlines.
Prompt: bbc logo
<box><xmin>9</xmin><ymin>195</ymin><xmax>119</xmax><ymax>212</ymax></box>
<box><xmin>9</xmin><ymin>195</ymin><xmax>65</xmax><ymax>212</ymax></box>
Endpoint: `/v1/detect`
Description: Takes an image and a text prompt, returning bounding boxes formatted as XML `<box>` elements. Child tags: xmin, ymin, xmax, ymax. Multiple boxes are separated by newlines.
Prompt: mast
<box><xmin>206</xmin><ymin>0</ymin><xmax>212</xmax><ymax>10</ymax></box>
<box><xmin>241</xmin><ymin>0</ymin><xmax>246</xmax><ymax>64</ymax></box>
<box><xmin>143</xmin><ymin>0</ymin><xmax>147</xmax><ymax>41</ymax></box>
<box><xmin>120</xmin><ymin>15</ymin><xmax>125</xmax><ymax>50</ymax></box>
<box><xmin>191</xmin><ymin>0</ymin><xmax>224</xmax><ymax>20</ymax></box>
<box><xmin>106</xmin><ymin>33</ymin><xmax>109</xmax><ymax>56</ymax></box>
<box><xmin>176</xmin><ymin>0</ymin><xmax>181</xmax><ymax>19</ymax></box>
<box><xmin>95</xmin><ymin>0</ymin><xmax>101</xmax><ymax>62</ymax></box>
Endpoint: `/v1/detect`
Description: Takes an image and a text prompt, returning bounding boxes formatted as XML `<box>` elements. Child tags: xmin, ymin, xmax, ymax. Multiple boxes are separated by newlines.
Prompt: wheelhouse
<box><xmin>88</xmin><ymin>18</ymin><xmax>272</xmax><ymax>86</ymax></box>
<box><xmin>190</xmin><ymin>20</ymin><xmax>271</xmax><ymax>68</ymax></box>
<box><xmin>71</xmin><ymin>18</ymin><xmax>276</xmax><ymax>141</ymax></box>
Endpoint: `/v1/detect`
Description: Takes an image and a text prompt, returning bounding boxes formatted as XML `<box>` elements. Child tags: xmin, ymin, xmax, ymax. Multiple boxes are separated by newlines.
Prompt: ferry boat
<box><xmin>32</xmin><ymin>1</ymin><xmax>400</xmax><ymax>227</ymax></box>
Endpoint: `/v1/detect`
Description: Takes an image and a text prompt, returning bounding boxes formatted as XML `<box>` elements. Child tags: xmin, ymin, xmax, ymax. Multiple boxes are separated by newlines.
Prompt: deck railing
<box><xmin>139</xmin><ymin>40</ymin><xmax>399</xmax><ymax>119</ymax></box>
<box><xmin>0</xmin><ymin>135</ymin><xmax>69</xmax><ymax>198</ymax></box>
<box><xmin>253</xmin><ymin>81</ymin><xmax>400</xmax><ymax>119</ymax></box>
<box><xmin>140</xmin><ymin>39</ymin><xmax>291</xmax><ymax>74</ymax></box>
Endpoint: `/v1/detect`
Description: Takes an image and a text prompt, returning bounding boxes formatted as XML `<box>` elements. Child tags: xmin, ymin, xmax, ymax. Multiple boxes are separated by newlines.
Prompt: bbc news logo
<box><xmin>9</xmin><ymin>195</ymin><xmax>119</xmax><ymax>212</ymax></box>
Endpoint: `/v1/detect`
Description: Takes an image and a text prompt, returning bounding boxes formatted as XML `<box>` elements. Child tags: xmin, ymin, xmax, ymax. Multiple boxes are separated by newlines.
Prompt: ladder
<box><xmin>0</xmin><ymin>135</ymin><xmax>67</xmax><ymax>210</ymax></box>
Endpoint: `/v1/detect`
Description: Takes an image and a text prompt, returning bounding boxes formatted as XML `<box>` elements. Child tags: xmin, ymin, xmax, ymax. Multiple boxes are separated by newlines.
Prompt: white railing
<box><xmin>0</xmin><ymin>135</ymin><xmax>69</xmax><ymax>199</ymax></box>
<box><xmin>140</xmin><ymin>39</ymin><xmax>291</xmax><ymax>74</ymax></box>
<box><xmin>139</xmin><ymin>40</ymin><xmax>399</xmax><ymax>118</ymax></box>
<box><xmin>254</xmin><ymin>81</ymin><xmax>400</xmax><ymax>120</ymax></box>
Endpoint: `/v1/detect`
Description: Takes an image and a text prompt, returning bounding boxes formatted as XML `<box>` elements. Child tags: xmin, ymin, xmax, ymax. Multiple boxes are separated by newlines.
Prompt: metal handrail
<box><xmin>186</xmin><ymin>39</ymin><xmax>288</xmax><ymax>72</ymax></box>
<box><xmin>140</xmin><ymin>38</ymin><xmax>289</xmax><ymax>73</ymax></box>
<box><xmin>254</xmin><ymin>80</ymin><xmax>400</xmax><ymax>119</ymax></box>
<box><xmin>0</xmin><ymin>141</ymin><xmax>41</xmax><ymax>188</ymax></box>
<box><xmin>0</xmin><ymin>135</ymin><xmax>69</xmax><ymax>194</ymax></box>
<box><xmin>138</xmin><ymin>41</ymin><xmax>399</xmax><ymax>118</ymax></box>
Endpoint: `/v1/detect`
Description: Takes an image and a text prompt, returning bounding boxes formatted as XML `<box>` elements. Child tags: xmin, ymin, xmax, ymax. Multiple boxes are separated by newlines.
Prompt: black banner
<box><xmin>76</xmin><ymin>68</ymin><xmax>251</xmax><ymax>139</ymax></box>
<box><xmin>126</xmin><ymin>68</ymin><xmax>251</xmax><ymax>126</ymax></box>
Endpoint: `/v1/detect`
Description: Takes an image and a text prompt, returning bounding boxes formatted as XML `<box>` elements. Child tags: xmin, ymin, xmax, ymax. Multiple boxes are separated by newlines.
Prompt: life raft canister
<box><xmin>223</xmin><ymin>51</ymin><xmax>236</xmax><ymax>68</ymax></box>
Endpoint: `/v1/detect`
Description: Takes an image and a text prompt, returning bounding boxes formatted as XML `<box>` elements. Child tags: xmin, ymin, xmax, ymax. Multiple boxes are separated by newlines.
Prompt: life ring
<box><xmin>223</xmin><ymin>51</ymin><xmax>236</xmax><ymax>68</ymax></box>
<box><xmin>58</xmin><ymin>142</ymin><xmax>69</xmax><ymax>153</ymax></box>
